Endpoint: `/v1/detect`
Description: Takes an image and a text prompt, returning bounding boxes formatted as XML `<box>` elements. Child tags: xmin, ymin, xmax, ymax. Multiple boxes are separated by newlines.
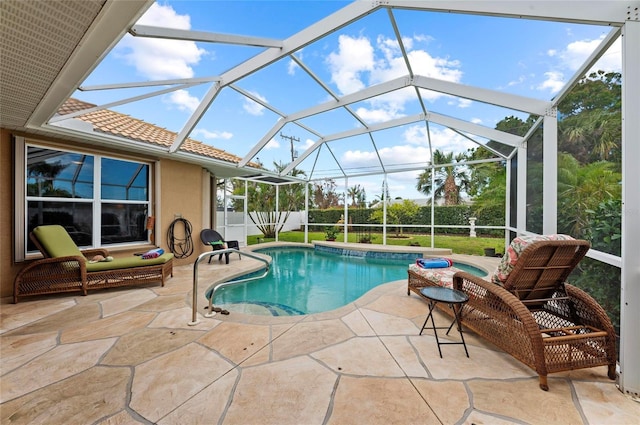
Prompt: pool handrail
<box><xmin>189</xmin><ymin>247</ymin><xmax>270</xmax><ymax>326</ymax></box>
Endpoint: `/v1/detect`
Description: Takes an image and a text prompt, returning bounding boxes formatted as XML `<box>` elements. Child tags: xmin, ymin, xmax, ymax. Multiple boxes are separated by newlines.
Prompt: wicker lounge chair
<box><xmin>200</xmin><ymin>229</ymin><xmax>240</xmax><ymax>264</ymax></box>
<box><xmin>408</xmin><ymin>236</ymin><xmax>617</xmax><ymax>391</ymax></box>
<box><xmin>14</xmin><ymin>225</ymin><xmax>173</xmax><ymax>303</ymax></box>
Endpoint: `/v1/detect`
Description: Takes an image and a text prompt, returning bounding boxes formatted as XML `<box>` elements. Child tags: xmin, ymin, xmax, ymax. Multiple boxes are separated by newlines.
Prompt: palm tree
<box><xmin>558</xmin><ymin>71</ymin><xmax>621</xmax><ymax>165</ymax></box>
<box><xmin>561</xmin><ymin>109</ymin><xmax>620</xmax><ymax>163</ymax></box>
<box><xmin>557</xmin><ymin>153</ymin><xmax>621</xmax><ymax>237</ymax></box>
<box><xmin>347</xmin><ymin>185</ymin><xmax>365</xmax><ymax>207</ymax></box>
<box><xmin>369</xmin><ymin>182</ymin><xmax>390</xmax><ymax>208</ymax></box>
<box><xmin>416</xmin><ymin>150</ymin><xmax>470</xmax><ymax>205</ymax></box>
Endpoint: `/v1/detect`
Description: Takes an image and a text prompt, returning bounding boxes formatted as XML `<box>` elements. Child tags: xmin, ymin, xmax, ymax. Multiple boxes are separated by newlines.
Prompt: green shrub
<box><xmin>308</xmin><ymin>204</ymin><xmax>504</xmax><ymax>236</ymax></box>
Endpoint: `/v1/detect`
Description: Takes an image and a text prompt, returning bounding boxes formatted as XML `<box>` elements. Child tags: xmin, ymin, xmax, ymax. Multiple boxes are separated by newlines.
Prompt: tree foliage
<box><xmin>347</xmin><ymin>184</ymin><xmax>366</xmax><ymax>207</ymax></box>
<box><xmin>416</xmin><ymin>150</ymin><xmax>470</xmax><ymax>205</ymax></box>
<box><xmin>370</xmin><ymin>199</ymin><xmax>420</xmax><ymax>237</ymax></box>
<box><xmin>464</xmin><ymin>144</ymin><xmax>506</xmax><ymax>213</ymax></box>
<box><xmin>369</xmin><ymin>182</ymin><xmax>391</xmax><ymax>208</ymax></box>
<box><xmin>465</xmin><ymin>71</ymin><xmax>623</xmax><ymax>237</ymax></box>
<box><xmin>233</xmin><ymin>162</ymin><xmax>306</xmax><ymax>238</ymax></box>
<box><xmin>312</xmin><ymin>179</ymin><xmax>342</xmax><ymax>209</ymax></box>
<box><xmin>557</xmin><ymin>154</ymin><xmax>621</xmax><ymax>238</ymax></box>
<box><xmin>571</xmin><ymin>199</ymin><xmax>622</xmax><ymax>331</ymax></box>
<box><xmin>559</xmin><ymin>71</ymin><xmax>621</xmax><ymax>165</ymax></box>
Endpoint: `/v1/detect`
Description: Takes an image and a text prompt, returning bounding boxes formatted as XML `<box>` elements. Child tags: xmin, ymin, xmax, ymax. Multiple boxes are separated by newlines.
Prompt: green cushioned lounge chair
<box><xmin>14</xmin><ymin>225</ymin><xmax>173</xmax><ymax>302</ymax></box>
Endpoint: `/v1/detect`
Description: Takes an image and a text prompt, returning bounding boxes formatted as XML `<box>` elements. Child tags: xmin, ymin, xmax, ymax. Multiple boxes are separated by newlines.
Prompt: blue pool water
<box><xmin>211</xmin><ymin>246</ymin><xmax>485</xmax><ymax>316</ymax></box>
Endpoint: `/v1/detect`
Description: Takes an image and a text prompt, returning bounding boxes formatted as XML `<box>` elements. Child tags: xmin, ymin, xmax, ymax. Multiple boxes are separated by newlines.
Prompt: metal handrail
<box><xmin>188</xmin><ymin>248</ymin><xmax>270</xmax><ymax>326</ymax></box>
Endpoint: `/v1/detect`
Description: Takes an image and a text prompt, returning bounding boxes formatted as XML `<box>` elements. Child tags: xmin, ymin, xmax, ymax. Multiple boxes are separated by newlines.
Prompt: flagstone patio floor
<box><xmin>2</xmin><ymin>247</ymin><xmax>639</xmax><ymax>424</ymax></box>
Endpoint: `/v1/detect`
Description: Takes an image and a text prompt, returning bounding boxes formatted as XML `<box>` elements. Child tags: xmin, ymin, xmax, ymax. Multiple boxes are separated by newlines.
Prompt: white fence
<box><xmin>216</xmin><ymin>211</ymin><xmax>306</xmax><ymax>243</ymax></box>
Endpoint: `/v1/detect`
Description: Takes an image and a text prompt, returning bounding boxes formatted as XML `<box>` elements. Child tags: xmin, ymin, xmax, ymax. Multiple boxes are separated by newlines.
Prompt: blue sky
<box><xmin>76</xmin><ymin>1</ymin><xmax>621</xmax><ymax>201</ymax></box>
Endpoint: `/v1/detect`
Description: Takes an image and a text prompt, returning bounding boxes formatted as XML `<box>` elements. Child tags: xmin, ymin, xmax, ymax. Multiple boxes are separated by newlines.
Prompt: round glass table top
<box><xmin>420</xmin><ymin>286</ymin><xmax>469</xmax><ymax>304</ymax></box>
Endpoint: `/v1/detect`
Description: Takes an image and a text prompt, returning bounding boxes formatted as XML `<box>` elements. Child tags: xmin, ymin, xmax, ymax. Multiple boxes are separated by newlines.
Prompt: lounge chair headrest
<box><xmin>33</xmin><ymin>225</ymin><xmax>83</xmax><ymax>259</ymax></box>
<box><xmin>491</xmin><ymin>234</ymin><xmax>575</xmax><ymax>285</ymax></box>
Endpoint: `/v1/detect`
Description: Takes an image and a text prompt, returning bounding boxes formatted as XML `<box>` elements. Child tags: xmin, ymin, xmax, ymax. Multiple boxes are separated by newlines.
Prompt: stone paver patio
<box><xmin>2</xmin><ymin>246</ymin><xmax>638</xmax><ymax>424</ymax></box>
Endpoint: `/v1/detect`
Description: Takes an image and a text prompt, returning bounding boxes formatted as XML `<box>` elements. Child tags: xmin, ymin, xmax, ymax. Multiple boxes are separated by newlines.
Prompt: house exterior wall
<box><xmin>157</xmin><ymin>159</ymin><xmax>209</xmax><ymax>262</ymax></box>
<box><xmin>0</xmin><ymin>128</ymin><xmax>210</xmax><ymax>299</ymax></box>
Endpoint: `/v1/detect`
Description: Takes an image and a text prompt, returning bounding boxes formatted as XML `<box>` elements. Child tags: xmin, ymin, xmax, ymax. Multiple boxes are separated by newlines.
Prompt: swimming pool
<box><xmin>209</xmin><ymin>246</ymin><xmax>486</xmax><ymax>316</ymax></box>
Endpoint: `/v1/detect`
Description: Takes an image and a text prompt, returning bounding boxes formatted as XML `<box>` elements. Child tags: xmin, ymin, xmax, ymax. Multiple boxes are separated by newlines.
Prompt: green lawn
<box><xmin>248</xmin><ymin>231</ymin><xmax>504</xmax><ymax>256</ymax></box>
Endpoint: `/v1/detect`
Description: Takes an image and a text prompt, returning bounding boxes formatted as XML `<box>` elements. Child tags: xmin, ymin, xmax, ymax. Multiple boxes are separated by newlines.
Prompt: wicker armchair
<box><xmin>408</xmin><ymin>237</ymin><xmax>617</xmax><ymax>391</ymax></box>
<box><xmin>14</xmin><ymin>225</ymin><xmax>173</xmax><ymax>303</ymax></box>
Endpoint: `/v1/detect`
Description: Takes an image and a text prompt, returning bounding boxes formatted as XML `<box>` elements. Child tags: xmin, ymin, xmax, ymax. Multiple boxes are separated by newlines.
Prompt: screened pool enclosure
<box><xmin>15</xmin><ymin>1</ymin><xmax>640</xmax><ymax>397</ymax></box>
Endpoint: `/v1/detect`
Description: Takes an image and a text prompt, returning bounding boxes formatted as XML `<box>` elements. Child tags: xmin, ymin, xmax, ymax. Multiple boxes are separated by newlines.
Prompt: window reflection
<box><xmin>101</xmin><ymin>203</ymin><xmax>148</xmax><ymax>244</ymax></box>
<box><xmin>26</xmin><ymin>147</ymin><xmax>93</xmax><ymax>198</ymax></box>
<box><xmin>25</xmin><ymin>146</ymin><xmax>150</xmax><ymax>252</ymax></box>
<box><xmin>101</xmin><ymin>158</ymin><xmax>148</xmax><ymax>201</ymax></box>
<box><xmin>27</xmin><ymin>201</ymin><xmax>93</xmax><ymax>249</ymax></box>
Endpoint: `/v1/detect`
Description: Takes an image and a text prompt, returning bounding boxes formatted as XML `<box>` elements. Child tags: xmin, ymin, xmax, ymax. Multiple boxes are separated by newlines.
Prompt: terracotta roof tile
<box><xmin>57</xmin><ymin>98</ymin><xmax>249</xmax><ymax>165</ymax></box>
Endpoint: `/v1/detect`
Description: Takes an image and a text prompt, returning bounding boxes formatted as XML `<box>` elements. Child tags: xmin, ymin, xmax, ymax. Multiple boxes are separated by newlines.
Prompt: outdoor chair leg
<box><xmin>539</xmin><ymin>375</ymin><xmax>549</xmax><ymax>391</ymax></box>
<box><xmin>608</xmin><ymin>364</ymin><xmax>617</xmax><ymax>380</ymax></box>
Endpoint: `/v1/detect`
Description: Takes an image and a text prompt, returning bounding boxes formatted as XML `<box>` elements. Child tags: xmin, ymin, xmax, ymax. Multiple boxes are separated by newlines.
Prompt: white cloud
<box><xmin>302</xmin><ymin>138</ymin><xmax>316</xmax><ymax>150</ymax></box>
<box><xmin>381</xmin><ymin>144</ymin><xmax>431</xmax><ymax>164</ymax></box>
<box><xmin>471</xmin><ymin>117</ymin><xmax>483</xmax><ymax>124</ymax></box>
<box><xmin>538</xmin><ymin>36</ymin><xmax>621</xmax><ymax>93</ymax></box>
<box><xmin>387</xmin><ymin>170</ymin><xmax>426</xmax><ymax>194</ymax></box>
<box><xmin>242</xmin><ymin>91</ymin><xmax>267</xmax><ymax>116</ymax></box>
<box><xmin>429</xmin><ymin>127</ymin><xmax>477</xmax><ymax>153</ymax></box>
<box><xmin>325</xmin><ymin>123</ymin><xmax>479</xmax><ymax>199</ymax></box>
<box><xmin>326</xmin><ymin>34</ymin><xmax>464</xmax><ymax>124</ymax></box>
<box><xmin>326</xmin><ymin>35</ymin><xmax>375</xmax><ymax>95</ymax></box>
<box><xmin>338</xmin><ymin>124</ymin><xmax>474</xmax><ymax>176</ymax></box>
<box><xmin>119</xmin><ymin>3</ymin><xmax>206</xmax><ymax>80</ymax></box>
<box><xmin>137</xmin><ymin>2</ymin><xmax>191</xmax><ymax>29</ymax></box>
<box><xmin>340</xmin><ymin>144</ymin><xmax>431</xmax><ymax>175</ymax></box>
<box><xmin>507</xmin><ymin>75</ymin><xmax>526</xmax><ymax>87</ymax></box>
<box><xmin>413</xmin><ymin>34</ymin><xmax>434</xmax><ymax>44</ymax></box>
<box><xmin>342</xmin><ymin>149</ymin><xmax>379</xmax><ymax>164</ymax></box>
<box><xmin>288</xmin><ymin>59</ymin><xmax>299</xmax><ymax>75</ymax></box>
<box><xmin>355</xmin><ymin>106</ymin><xmax>401</xmax><ymax>123</ymax></box>
<box><xmin>265</xmin><ymin>138</ymin><xmax>280</xmax><ymax>150</ymax></box>
<box><xmin>376</xmin><ymin>35</ymin><xmax>404</xmax><ymax>61</ymax></box>
<box><xmin>192</xmin><ymin>128</ymin><xmax>233</xmax><ymax>140</ymax></box>
<box><xmin>408</xmin><ymin>49</ymin><xmax>462</xmax><ymax>81</ymax></box>
<box><xmin>403</xmin><ymin>125</ymin><xmax>429</xmax><ymax>146</ymax></box>
<box><xmin>404</xmin><ymin>124</ymin><xmax>476</xmax><ymax>154</ymax></box>
<box><xmin>538</xmin><ymin>70</ymin><xmax>565</xmax><ymax>93</ymax></box>
<box><xmin>559</xmin><ymin>37</ymin><xmax>612</xmax><ymax>71</ymax></box>
<box><xmin>166</xmin><ymin>89</ymin><xmax>200</xmax><ymax>113</ymax></box>
<box><xmin>457</xmin><ymin>98</ymin><xmax>472</xmax><ymax>108</ymax></box>
<box><xmin>591</xmin><ymin>37</ymin><xmax>621</xmax><ymax>74</ymax></box>
<box><xmin>556</xmin><ymin>40</ymin><xmax>594</xmax><ymax>71</ymax></box>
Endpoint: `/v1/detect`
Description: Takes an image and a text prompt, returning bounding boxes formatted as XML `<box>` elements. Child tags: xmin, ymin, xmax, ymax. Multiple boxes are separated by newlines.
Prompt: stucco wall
<box><xmin>158</xmin><ymin>159</ymin><xmax>210</xmax><ymax>266</ymax></box>
<box><xmin>0</xmin><ymin>129</ymin><xmax>210</xmax><ymax>299</ymax></box>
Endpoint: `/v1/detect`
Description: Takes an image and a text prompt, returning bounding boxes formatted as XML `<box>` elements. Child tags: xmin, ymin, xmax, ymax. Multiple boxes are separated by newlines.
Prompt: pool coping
<box><xmin>312</xmin><ymin>241</ymin><xmax>452</xmax><ymax>256</ymax></box>
<box><xmin>246</xmin><ymin>241</ymin><xmax>498</xmax><ymax>274</ymax></box>
<box><xmin>194</xmin><ymin>242</ymin><xmax>501</xmax><ymax>322</ymax></box>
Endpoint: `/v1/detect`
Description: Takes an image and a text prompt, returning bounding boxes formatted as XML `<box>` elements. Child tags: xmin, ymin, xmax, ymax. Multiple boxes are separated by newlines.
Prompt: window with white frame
<box><xmin>25</xmin><ymin>145</ymin><xmax>151</xmax><ymax>252</ymax></box>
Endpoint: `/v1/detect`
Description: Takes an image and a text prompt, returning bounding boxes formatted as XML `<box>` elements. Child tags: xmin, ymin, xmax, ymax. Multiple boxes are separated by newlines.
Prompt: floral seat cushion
<box><xmin>491</xmin><ymin>234</ymin><xmax>575</xmax><ymax>285</ymax></box>
<box><xmin>408</xmin><ymin>263</ymin><xmax>459</xmax><ymax>289</ymax></box>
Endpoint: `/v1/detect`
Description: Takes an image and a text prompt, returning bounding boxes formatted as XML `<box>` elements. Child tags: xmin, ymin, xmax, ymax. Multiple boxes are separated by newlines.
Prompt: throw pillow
<box><xmin>491</xmin><ymin>234</ymin><xmax>575</xmax><ymax>285</ymax></box>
